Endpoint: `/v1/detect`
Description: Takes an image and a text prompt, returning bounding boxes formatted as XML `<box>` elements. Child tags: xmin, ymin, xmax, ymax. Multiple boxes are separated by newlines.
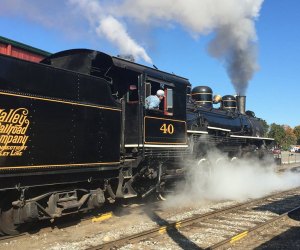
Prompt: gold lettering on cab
<box><xmin>0</xmin><ymin>108</ymin><xmax>30</xmax><ymax>157</ymax></box>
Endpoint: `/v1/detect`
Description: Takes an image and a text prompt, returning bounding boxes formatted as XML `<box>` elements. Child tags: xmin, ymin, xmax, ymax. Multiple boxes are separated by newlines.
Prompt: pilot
<box><xmin>145</xmin><ymin>89</ymin><xmax>165</xmax><ymax>110</ymax></box>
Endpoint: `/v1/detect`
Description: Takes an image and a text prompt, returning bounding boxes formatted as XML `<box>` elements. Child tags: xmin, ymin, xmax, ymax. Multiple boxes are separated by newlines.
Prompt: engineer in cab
<box><xmin>145</xmin><ymin>89</ymin><xmax>165</xmax><ymax>110</ymax></box>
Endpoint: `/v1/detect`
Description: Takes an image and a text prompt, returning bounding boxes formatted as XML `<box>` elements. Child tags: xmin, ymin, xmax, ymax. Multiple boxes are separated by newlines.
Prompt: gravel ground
<box><xmin>230</xmin><ymin>209</ymin><xmax>300</xmax><ymax>249</ymax></box>
<box><xmin>0</xmin><ymin>199</ymin><xmax>239</xmax><ymax>250</ymax></box>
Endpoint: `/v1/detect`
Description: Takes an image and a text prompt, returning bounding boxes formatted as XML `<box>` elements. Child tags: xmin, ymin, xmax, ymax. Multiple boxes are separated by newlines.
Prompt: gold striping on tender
<box><xmin>0</xmin><ymin>161</ymin><xmax>120</xmax><ymax>170</ymax></box>
<box><xmin>0</xmin><ymin>91</ymin><xmax>121</xmax><ymax>112</ymax></box>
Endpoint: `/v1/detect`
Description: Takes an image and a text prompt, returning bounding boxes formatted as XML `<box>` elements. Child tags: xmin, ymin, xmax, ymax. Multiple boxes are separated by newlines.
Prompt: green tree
<box><xmin>294</xmin><ymin>125</ymin><xmax>300</xmax><ymax>144</ymax></box>
<box><xmin>260</xmin><ymin>119</ymin><xmax>269</xmax><ymax>136</ymax></box>
<box><xmin>268</xmin><ymin>123</ymin><xmax>285</xmax><ymax>145</ymax></box>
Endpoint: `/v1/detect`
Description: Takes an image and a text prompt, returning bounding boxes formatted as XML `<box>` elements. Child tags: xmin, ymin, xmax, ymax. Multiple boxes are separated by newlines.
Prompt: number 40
<box><xmin>160</xmin><ymin>123</ymin><xmax>174</xmax><ymax>134</ymax></box>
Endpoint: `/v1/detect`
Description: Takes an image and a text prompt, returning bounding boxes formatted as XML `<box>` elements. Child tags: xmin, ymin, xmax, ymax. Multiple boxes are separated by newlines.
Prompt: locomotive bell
<box><xmin>213</xmin><ymin>95</ymin><xmax>222</xmax><ymax>104</ymax></box>
<box><xmin>191</xmin><ymin>86</ymin><xmax>213</xmax><ymax>108</ymax></box>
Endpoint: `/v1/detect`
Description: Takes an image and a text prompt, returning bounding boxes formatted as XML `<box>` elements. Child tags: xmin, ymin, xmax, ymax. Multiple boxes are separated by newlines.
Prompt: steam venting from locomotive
<box><xmin>1</xmin><ymin>0</ymin><xmax>264</xmax><ymax>94</ymax></box>
<box><xmin>164</xmin><ymin>151</ymin><xmax>300</xmax><ymax>207</ymax></box>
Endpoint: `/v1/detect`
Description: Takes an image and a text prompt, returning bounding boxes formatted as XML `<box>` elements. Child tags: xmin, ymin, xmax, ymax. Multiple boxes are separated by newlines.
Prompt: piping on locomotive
<box><xmin>0</xmin><ymin>49</ymin><xmax>274</xmax><ymax>235</ymax></box>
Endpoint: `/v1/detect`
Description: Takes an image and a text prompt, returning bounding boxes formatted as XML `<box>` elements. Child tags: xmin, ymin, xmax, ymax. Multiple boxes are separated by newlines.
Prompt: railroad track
<box><xmin>88</xmin><ymin>187</ymin><xmax>300</xmax><ymax>249</ymax></box>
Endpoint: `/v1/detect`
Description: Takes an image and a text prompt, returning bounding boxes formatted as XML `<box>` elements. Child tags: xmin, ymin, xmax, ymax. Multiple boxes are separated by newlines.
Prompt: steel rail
<box><xmin>0</xmin><ymin>233</ymin><xmax>26</xmax><ymax>243</ymax></box>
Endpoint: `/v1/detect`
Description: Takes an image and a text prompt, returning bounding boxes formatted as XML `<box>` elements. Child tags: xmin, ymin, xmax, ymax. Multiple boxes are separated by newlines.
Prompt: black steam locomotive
<box><xmin>0</xmin><ymin>49</ymin><xmax>273</xmax><ymax>234</ymax></box>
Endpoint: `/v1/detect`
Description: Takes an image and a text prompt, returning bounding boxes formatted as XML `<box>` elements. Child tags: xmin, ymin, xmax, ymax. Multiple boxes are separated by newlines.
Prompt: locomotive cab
<box><xmin>95</xmin><ymin>54</ymin><xmax>190</xmax><ymax>154</ymax></box>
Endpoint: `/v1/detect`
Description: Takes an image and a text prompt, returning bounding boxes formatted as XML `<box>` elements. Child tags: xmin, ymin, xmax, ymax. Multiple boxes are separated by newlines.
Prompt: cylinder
<box><xmin>236</xmin><ymin>95</ymin><xmax>246</xmax><ymax>114</ymax></box>
<box><xmin>222</xmin><ymin>95</ymin><xmax>237</xmax><ymax>110</ymax></box>
<box><xmin>191</xmin><ymin>86</ymin><xmax>213</xmax><ymax>108</ymax></box>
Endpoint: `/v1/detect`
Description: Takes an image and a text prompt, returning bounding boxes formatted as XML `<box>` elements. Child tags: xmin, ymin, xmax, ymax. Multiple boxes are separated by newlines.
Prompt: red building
<box><xmin>0</xmin><ymin>36</ymin><xmax>50</xmax><ymax>62</ymax></box>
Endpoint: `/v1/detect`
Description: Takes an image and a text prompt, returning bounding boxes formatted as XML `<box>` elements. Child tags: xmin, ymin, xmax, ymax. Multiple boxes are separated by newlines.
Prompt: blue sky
<box><xmin>0</xmin><ymin>0</ymin><xmax>299</xmax><ymax>128</ymax></box>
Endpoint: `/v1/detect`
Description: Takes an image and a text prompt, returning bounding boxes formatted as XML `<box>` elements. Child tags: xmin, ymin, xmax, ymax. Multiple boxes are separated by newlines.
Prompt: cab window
<box><xmin>165</xmin><ymin>88</ymin><xmax>173</xmax><ymax>116</ymax></box>
<box><xmin>127</xmin><ymin>84</ymin><xmax>138</xmax><ymax>103</ymax></box>
<box><xmin>144</xmin><ymin>81</ymin><xmax>174</xmax><ymax>116</ymax></box>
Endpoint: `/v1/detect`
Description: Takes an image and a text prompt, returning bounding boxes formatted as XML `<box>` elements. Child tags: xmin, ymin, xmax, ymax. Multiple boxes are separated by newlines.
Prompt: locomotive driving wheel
<box><xmin>196</xmin><ymin>158</ymin><xmax>212</xmax><ymax>189</ymax></box>
<box><xmin>155</xmin><ymin>163</ymin><xmax>168</xmax><ymax>201</ymax></box>
<box><xmin>0</xmin><ymin>193</ymin><xmax>23</xmax><ymax>235</ymax></box>
<box><xmin>231</xmin><ymin>157</ymin><xmax>238</xmax><ymax>162</ymax></box>
<box><xmin>215</xmin><ymin>157</ymin><xmax>226</xmax><ymax>165</ymax></box>
<box><xmin>156</xmin><ymin>181</ymin><xmax>167</xmax><ymax>201</ymax></box>
<box><xmin>0</xmin><ymin>206</ymin><xmax>19</xmax><ymax>235</ymax></box>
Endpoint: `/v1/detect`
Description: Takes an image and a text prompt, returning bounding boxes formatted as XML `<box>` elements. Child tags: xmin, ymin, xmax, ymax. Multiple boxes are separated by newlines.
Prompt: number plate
<box><xmin>144</xmin><ymin>116</ymin><xmax>186</xmax><ymax>144</ymax></box>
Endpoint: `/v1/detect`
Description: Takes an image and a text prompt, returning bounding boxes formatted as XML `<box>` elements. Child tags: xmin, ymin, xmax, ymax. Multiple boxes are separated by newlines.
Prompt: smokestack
<box><xmin>236</xmin><ymin>95</ymin><xmax>246</xmax><ymax>114</ymax></box>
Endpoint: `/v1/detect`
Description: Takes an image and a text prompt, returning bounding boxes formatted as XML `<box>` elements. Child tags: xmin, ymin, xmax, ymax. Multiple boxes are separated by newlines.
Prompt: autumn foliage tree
<box><xmin>268</xmin><ymin>123</ymin><xmax>297</xmax><ymax>150</ymax></box>
<box><xmin>283</xmin><ymin>126</ymin><xmax>297</xmax><ymax>149</ymax></box>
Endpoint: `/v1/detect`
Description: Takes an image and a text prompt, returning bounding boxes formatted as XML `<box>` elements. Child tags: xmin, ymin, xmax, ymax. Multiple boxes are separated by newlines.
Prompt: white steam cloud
<box><xmin>68</xmin><ymin>0</ymin><xmax>264</xmax><ymax>94</ymax></box>
<box><xmin>164</xmin><ymin>150</ymin><xmax>300</xmax><ymax>208</ymax></box>
<box><xmin>69</xmin><ymin>0</ymin><xmax>152</xmax><ymax>63</ymax></box>
<box><xmin>97</xmin><ymin>16</ymin><xmax>152</xmax><ymax>64</ymax></box>
<box><xmin>1</xmin><ymin>0</ymin><xmax>264</xmax><ymax>93</ymax></box>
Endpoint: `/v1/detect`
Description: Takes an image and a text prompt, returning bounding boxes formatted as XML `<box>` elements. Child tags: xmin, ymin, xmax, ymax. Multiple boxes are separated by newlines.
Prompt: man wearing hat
<box><xmin>145</xmin><ymin>89</ymin><xmax>165</xmax><ymax>110</ymax></box>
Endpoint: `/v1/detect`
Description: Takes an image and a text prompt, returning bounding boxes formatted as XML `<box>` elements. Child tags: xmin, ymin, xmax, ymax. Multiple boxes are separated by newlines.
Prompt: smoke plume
<box><xmin>1</xmin><ymin>0</ymin><xmax>264</xmax><ymax>93</ymax></box>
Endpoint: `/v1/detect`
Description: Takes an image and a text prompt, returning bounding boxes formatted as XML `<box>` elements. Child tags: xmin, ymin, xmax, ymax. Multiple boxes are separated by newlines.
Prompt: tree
<box><xmin>267</xmin><ymin>123</ymin><xmax>298</xmax><ymax>150</ymax></box>
<box><xmin>283</xmin><ymin>126</ymin><xmax>297</xmax><ymax>150</ymax></box>
<box><xmin>260</xmin><ymin>119</ymin><xmax>269</xmax><ymax>136</ymax></box>
<box><xmin>268</xmin><ymin>123</ymin><xmax>285</xmax><ymax>146</ymax></box>
<box><xmin>294</xmin><ymin>125</ymin><xmax>300</xmax><ymax>144</ymax></box>
<box><xmin>267</xmin><ymin>123</ymin><xmax>297</xmax><ymax>150</ymax></box>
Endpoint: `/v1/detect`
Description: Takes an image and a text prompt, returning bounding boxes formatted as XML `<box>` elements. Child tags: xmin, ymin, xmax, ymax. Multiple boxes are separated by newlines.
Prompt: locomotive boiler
<box><xmin>186</xmin><ymin>86</ymin><xmax>273</xmax><ymax>160</ymax></box>
<box><xmin>0</xmin><ymin>49</ymin><xmax>273</xmax><ymax>235</ymax></box>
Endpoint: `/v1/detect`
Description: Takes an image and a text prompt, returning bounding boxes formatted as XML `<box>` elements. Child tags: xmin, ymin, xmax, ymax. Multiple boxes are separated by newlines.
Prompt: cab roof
<box><xmin>41</xmin><ymin>49</ymin><xmax>191</xmax><ymax>87</ymax></box>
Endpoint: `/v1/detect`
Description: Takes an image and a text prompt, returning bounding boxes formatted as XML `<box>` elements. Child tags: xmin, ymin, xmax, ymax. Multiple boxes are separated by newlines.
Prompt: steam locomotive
<box><xmin>0</xmin><ymin>49</ymin><xmax>273</xmax><ymax>234</ymax></box>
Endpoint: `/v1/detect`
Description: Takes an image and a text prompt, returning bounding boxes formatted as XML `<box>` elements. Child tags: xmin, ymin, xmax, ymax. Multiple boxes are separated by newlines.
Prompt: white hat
<box><xmin>156</xmin><ymin>89</ymin><xmax>165</xmax><ymax>97</ymax></box>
